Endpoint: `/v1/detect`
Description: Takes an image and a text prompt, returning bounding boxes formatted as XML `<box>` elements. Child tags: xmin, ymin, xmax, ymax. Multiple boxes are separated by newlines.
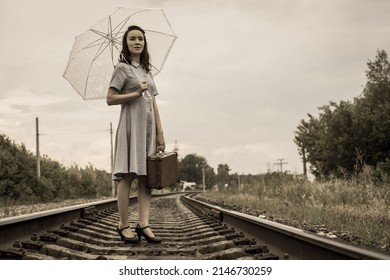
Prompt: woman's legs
<box><xmin>117</xmin><ymin>173</ymin><xmax>136</xmax><ymax>238</ymax></box>
<box><xmin>137</xmin><ymin>176</ymin><xmax>156</xmax><ymax>237</ymax></box>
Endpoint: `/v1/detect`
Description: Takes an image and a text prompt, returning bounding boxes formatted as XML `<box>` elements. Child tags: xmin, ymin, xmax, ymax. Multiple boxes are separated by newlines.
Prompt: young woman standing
<box><xmin>106</xmin><ymin>25</ymin><xmax>165</xmax><ymax>244</ymax></box>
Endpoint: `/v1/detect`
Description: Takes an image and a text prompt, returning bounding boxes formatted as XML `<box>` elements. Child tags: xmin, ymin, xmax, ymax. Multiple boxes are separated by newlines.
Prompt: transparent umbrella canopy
<box><xmin>63</xmin><ymin>7</ymin><xmax>177</xmax><ymax>100</ymax></box>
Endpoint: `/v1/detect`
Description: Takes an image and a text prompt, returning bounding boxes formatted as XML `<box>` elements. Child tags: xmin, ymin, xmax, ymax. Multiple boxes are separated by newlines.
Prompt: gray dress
<box><xmin>109</xmin><ymin>61</ymin><xmax>158</xmax><ymax>181</ymax></box>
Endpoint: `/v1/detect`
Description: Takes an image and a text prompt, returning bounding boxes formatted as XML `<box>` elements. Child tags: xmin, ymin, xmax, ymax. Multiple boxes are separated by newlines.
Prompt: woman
<box><xmin>106</xmin><ymin>25</ymin><xmax>164</xmax><ymax>244</ymax></box>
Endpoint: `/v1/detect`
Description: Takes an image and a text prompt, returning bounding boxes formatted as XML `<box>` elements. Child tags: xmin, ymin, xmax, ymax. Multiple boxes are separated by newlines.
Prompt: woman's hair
<box><xmin>119</xmin><ymin>25</ymin><xmax>151</xmax><ymax>72</ymax></box>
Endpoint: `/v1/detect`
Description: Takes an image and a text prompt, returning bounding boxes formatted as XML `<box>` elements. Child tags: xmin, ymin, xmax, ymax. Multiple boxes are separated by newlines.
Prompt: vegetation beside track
<box><xmin>200</xmin><ymin>172</ymin><xmax>390</xmax><ymax>253</ymax></box>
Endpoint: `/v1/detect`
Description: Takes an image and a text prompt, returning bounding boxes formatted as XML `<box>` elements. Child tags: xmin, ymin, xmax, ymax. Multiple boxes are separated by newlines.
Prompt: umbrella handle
<box><xmin>142</xmin><ymin>90</ymin><xmax>152</xmax><ymax>100</ymax></box>
<box><xmin>127</xmin><ymin>62</ymin><xmax>153</xmax><ymax>100</ymax></box>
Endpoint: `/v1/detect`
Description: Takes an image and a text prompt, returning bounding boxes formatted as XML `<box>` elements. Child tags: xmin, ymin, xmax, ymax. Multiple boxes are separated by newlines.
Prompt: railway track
<box><xmin>0</xmin><ymin>192</ymin><xmax>389</xmax><ymax>260</ymax></box>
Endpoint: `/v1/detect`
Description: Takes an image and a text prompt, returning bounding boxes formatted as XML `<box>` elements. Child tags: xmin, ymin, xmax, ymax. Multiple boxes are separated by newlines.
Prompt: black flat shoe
<box><xmin>117</xmin><ymin>226</ymin><xmax>140</xmax><ymax>244</ymax></box>
<box><xmin>135</xmin><ymin>224</ymin><xmax>162</xmax><ymax>243</ymax></box>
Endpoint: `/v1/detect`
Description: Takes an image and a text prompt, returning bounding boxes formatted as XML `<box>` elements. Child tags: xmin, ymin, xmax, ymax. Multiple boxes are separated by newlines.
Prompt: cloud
<box><xmin>210</xmin><ymin>143</ymin><xmax>275</xmax><ymax>174</ymax></box>
<box><xmin>1</xmin><ymin>0</ymin><xmax>390</xmax><ymax>175</ymax></box>
<box><xmin>9</xmin><ymin>104</ymin><xmax>31</xmax><ymax>114</ymax></box>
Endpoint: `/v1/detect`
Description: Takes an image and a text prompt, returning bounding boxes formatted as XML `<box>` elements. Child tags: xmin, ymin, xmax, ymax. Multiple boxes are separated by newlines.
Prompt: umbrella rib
<box><xmin>83</xmin><ymin>40</ymin><xmax>111</xmax><ymax>95</ymax></box>
<box><xmin>82</xmin><ymin>30</ymin><xmax>113</xmax><ymax>51</ymax></box>
<box><xmin>108</xmin><ymin>14</ymin><xmax>139</xmax><ymax>49</ymax></box>
<box><xmin>159</xmin><ymin>37</ymin><xmax>177</xmax><ymax>71</ymax></box>
<box><xmin>83</xmin><ymin>40</ymin><xmax>108</xmax><ymax>50</ymax></box>
<box><xmin>110</xmin><ymin>9</ymin><xmax>162</xmax><ymax>42</ymax></box>
<box><xmin>90</xmin><ymin>29</ymin><xmax>115</xmax><ymax>44</ymax></box>
<box><xmin>108</xmin><ymin>15</ymin><xmax>114</xmax><ymax>66</ymax></box>
<box><xmin>84</xmin><ymin>16</ymin><xmax>120</xmax><ymax>94</ymax></box>
<box><xmin>86</xmin><ymin>31</ymin><xmax>120</xmax><ymax>50</ymax></box>
<box><xmin>160</xmin><ymin>8</ymin><xmax>177</xmax><ymax>36</ymax></box>
<box><xmin>143</xmin><ymin>29</ymin><xmax>177</xmax><ymax>38</ymax></box>
<box><xmin>149</xmin><ymin>34</ymin><xmax>177</xmax><ymax>77</ymax></box>
<box><xmin>89</xmin><ymin>25</ymin><xmax>116</xmax><ymax>62</ymax></box>
<box><xmin>113</xmin><ymin>9</ymin><xmax>151</xmax><ymax>34</ymax></box>
<box><xmin>111</xmin><ymin>15</ymin><xmax>133</xmax><ymax>39</ymax></box>
<box><xmin>64</xmin><ymin>36</ymin><xmax>106</xmax><ymax>75</ymax></box>
<box><xmin>90</xmin><ymin>29</ymin><xmax>109</xmax><ymax>38</ymax></box>
<box><xmin>90</xmin><ymin>28</ymin><xmax>112</xmax><ymax>62</ymax></box>
<box><xmin>102</xmin><ymin>9</ymin><xmax>178</xmax><ymax>54</ymax></box>
<box><xmin>107</xmin><ymin>16</ymin><xmax>124</xmax><ymax>66</ymax></box>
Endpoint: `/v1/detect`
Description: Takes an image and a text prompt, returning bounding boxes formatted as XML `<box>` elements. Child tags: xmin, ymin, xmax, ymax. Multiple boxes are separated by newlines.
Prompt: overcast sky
<box><xmin>1</xmin><ymin>0</ymin><xmax>390</xmax><ymax>176</ymax></box>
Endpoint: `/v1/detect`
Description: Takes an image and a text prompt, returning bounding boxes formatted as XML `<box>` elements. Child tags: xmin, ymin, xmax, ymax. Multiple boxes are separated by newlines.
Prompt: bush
<box><xmin>0</xmin><ymin>134</ymin><xmax>111</xmax><ymax>205</ymax></box>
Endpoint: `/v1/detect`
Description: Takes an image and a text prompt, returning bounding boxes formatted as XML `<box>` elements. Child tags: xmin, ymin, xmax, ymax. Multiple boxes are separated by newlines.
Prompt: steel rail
<box><xmin>1</xmin><ymin>193</ymin><xmax>276</xmax><ymax>260</ymax></box>
<box><xmin>0</xmin><ymin>192</ymin><xmax>181</xmax><ymax>249</ymax></box>
<box><xmin>2</xmin><ymin>193</ymin><xmax>389</xmax><ymax>260</ymax></box>
<box><xmin>182</xmin><ymin>195</ymin><xmax>390</xmax><ymax>260</ymax></box>
<box><xmin>0</xmin><ymin>198</ymin><xmax>120</xmax><ymax>249</ymax></box>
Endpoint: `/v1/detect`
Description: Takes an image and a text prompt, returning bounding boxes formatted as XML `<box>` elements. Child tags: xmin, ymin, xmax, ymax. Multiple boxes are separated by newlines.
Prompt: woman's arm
<box><xmin>106</xmin><ymin>81</ymin><xmax>149</xmax><ymax>106</ymax></box>
<box><xmin>152</xmin><ymin>95</ymin><xmax>165</xmax><ymax>152</ymax></box>
<box><xmin>106</xmin><ymin>87</ymin><xmax>141</xmax><ymax>106</ymax></box>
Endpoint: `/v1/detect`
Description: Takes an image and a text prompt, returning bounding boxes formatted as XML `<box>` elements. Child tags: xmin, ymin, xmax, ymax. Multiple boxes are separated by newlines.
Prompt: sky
<box><xmin>1</xmin><ymin>0</ymin><xmax>390</xmax><ymax>176</ymax></box>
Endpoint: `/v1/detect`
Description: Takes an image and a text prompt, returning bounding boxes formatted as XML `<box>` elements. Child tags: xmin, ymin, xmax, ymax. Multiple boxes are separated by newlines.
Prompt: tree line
<box><xmin>294</xmin><ymin>49</ymin><xmax>390</xmax><ymax>180</ymax></box>
<box><xmin>0</xmin><ymin>134</ymin><xmax>112</xmax><ymax>205</ymax></box>
<box><xmin>0</xmin><ymin>133</ymin><xmax>222</xmax><ymax>204</ymax></box>
<box><xmin>177</xmin><ymin>153</ymin><xmax>288</xmax><ymax>190</ymax></box>
<box><xmin>1</xmin><ymin>132</ymin><xmax>269</xmax><ymax>204</ymax></box>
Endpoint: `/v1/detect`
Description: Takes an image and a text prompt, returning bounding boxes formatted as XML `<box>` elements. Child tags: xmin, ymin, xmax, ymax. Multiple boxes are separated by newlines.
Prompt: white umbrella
<box><xmin>63</xmin><ymin>7</ymin><xmax>177</xmax><ymax>100</ymax></box>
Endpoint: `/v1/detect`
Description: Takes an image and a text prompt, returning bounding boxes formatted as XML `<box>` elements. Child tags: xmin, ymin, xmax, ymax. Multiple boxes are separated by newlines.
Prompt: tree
<box><xmin>354</xmin><ymin>49</ymin><xmax>390</xmax><ymax>167</ymax></box>
<box><xmin>178</xmin><ymin>154</ymin><xmax>216</xmax><ymax>188</ymax></box>
<box><xmin>294</xmin><ymin>118</ymin><xmax>311</xmax><ymax>178</ymax></box>
<box><xmin>294</xmin><ymin>49</ymin><xmax>390</xmax><ymax>179</ymax></box>
<box><xmin>217</xmin><ymin>164</ymin><xmax>230</xmax><ymax>188</ymax></box>
<box><xmin>0</xmin><ymin>133</ymin><xmax>111</xmax><ymax>204</ymax></box>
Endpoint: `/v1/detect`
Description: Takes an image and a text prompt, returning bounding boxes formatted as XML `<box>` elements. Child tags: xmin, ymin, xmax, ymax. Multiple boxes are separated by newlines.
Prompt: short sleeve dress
<box><xmin>109</xmin><ymin>61</ymin><xmax>158</xmax><ymax>181</ymax></box>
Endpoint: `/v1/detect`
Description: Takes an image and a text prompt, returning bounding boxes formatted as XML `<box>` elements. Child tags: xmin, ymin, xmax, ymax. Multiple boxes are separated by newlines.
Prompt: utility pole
<box><xmin>301</xmin><ymin>146</ymin><xmax>308</xmax><ymax>179</ymax></box>
<box><xmin>202</xmin><ymin>164</ymin><xmax>205</xmax><ymax>192</ymax></box>
<box><xmin>110</xmin><ymin>122</ymin><xmax>115</xmax><ymax>197</ymax></box>
<box><xmin>274</xmin><ymin>158</ymin><xmax>288</xmax><ymax>173</ymax></box>
<box><xmin>36</xmin><ymin>117</ymin><xmax>41</xmax><ymax>179</ymax></box>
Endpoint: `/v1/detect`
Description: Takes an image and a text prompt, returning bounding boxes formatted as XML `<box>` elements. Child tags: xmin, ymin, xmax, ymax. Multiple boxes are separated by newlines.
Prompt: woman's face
<box><xmin>126</xmin><ymin>30</ymin><xmax>145</xmax><ymax>56</ymax></box>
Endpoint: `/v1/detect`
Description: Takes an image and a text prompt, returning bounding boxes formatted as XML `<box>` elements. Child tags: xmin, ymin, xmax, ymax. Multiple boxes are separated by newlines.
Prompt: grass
<box><xmin>200</xmin><ymin>172</ymin><xmax>390</xmax><ymax>249</ymax></box>
<box><xmin>0</xmin><ymin>197</ymin><xmax>112</xmax><ymax>219</ymax></box>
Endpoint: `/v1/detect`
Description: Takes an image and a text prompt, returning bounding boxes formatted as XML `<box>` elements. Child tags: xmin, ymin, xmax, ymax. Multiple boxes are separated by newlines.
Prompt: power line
<box><xmin>274</xmin><ymin>158</ymin><xmax>288</xmax><ymax>172</ymax></box>
<box><xmin>40</xmin><ymin>129</ymin><xmax>109</xmax><ymax>136</ymax></box>
<box><xmin>34</xmin><ymin>118</ymin><xmax>114</xmax><ymax>188</ymax></box>
<box><xmin>36</xmin><ymin>117</ymin><xmax>40</xmax><ymax>179</ymax></box>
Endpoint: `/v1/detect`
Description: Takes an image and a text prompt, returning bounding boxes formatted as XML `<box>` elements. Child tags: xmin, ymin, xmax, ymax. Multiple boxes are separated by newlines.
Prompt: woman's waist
<box><xmin>121</xmin><ymin>101</ymin><xmax>154</xmax><ymax>113</ymax></box>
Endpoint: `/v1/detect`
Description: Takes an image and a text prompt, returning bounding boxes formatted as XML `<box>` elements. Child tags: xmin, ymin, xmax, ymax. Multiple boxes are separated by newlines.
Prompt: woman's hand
<box><xmin>138</xmin><ymin>81</ymin><xmax>149</xmax><ymax>93</ymax></box>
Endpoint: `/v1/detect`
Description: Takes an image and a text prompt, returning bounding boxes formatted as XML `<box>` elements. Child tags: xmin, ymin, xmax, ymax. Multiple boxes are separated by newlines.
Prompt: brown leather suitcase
<box><xmin>147</xmin><ymin>152</ymin><xmax>178</xmax><ymax>189</ymax></box>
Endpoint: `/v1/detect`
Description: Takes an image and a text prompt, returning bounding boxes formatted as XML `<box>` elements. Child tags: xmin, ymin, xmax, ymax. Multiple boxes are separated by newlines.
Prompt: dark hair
<box><xmin>119</xmin><ymin>25</ymin><xmax>151</xmax><ymax>72</ymax></box>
